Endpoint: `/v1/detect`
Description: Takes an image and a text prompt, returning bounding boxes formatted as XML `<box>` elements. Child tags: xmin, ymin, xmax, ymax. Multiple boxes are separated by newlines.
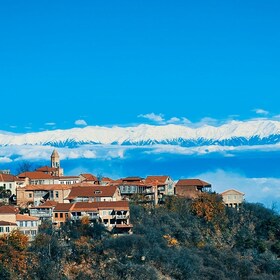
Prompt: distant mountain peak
<box><xmin>0</xmin><ymin>120</ymin><xmax>280</xmax><ymax>148</ymax></box>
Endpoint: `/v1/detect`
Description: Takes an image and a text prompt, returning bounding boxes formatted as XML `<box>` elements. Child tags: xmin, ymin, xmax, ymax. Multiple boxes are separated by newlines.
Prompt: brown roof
<box><xmin>145</xmin><ymin>175</ymin><xmax>170</xmax><ymax>184</ymax></box>
<box><xmin>220</xmin><ymin>189</ymin><xmax>245</xmax><ymax>196</ymax></box>
<box><xmin>80</xmin><ymin>174</ymin><xmax>98</xmax><ymax>181</ymax></box>
<box><xmin>36</xmin><ymin>166</ymin><xmax>58</xmax><ymax>172</ymax></box>
<box><xmin>53</xmin><ymin>203</ymin><xmax>74</xmax><ymax>212</ymax></box>
<box><xmin>0</xmin><ymin>205</ymin><xmax>18</xmax><ymax>214</ymax></box>
<box><xmin>23</xmin><ymin>184</ymin><xmax>73</xmax><ymax>191</ymax></box>
<box><xmin>16</xmin><ymin>214</ymin><xmax>39</xmax><ymax>221</ymax></box>
<box><xmin>101</xmin><ymin>177</ymin><xmax>113</xmax><ymax>182</ymax></box>
<box><xmin>0</xmin><ymin>220</ymin><xmax>17</xmax><ymax>226</ymax></box>
<box><xmin>18</xmin><ymin>171</ymin><xmax>54</xmax><ymax>180</ymax></box>
<box><xmin>176</xmin><ymin>179</ymin><xmax>211</xmax><ymax>187</ymax></box>
<box><xmin>72</xmin><ymin>201</ymin><xmax>129</xmax><ymax>211</ymax></box>
<box><xmin>66</xmin><ymin>185</ymin><xmax>118</xmax><ymax>200</ymax></box>
<box><xmin>30</xmin><ymin>200</ymin><xmax>58</xmax><ymax>209</ymax></box>
<box><xmin>57</xmin><ymin>176</ymin><xmax>79</xmax><ymax>180</ymax></box>
<box><xmin>0</xmin><ymin>173</ymin><xmax>18</xmax><ymax>182</ymax></box>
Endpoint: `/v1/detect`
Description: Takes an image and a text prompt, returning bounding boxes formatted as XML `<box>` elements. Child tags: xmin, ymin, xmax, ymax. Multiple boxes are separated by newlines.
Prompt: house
<box><xmin>0</xmin><ymin>220</ymin><xmax>18</xmax><ymax>236</ymax></box>
<box><xmin>221</xmin><ymin>189</ymin><xmax>245</xmax><ymax>209</ymax></box>
<box><xmin>53</xmin><ymin>201</ymin><xmax>133</xmax><ymax>233</ymax></box>
<box><xmin>117</xmin><ymin>177</ymin><xmax>158</xmax><ymax>205</ymax></box>
<box><xmin>145</xmin><ymin>175</ymin><xmax>174</xmax><ymax>201</ymax></box>
<box><xmin>57</xmin><ymin>175</ymin><xmax>80</xmax><ymax>185</ymax></box>
<box><xmin>65</xmin><ymin>184</ymin><xmax>121</xmax><ymax>203</ymax></box>
<box><xmin>0</xmin><ymin>173</ymin><xmax>20</xmax><ymax>197</ymax></box>
<box><xmin>100</xmin><ymin>177</ymin><xmax>114</xmax><ymax>186</ymax></box>
<box><xmin>29</xmin><ymin>200</ymin><xmax>58</xmax><ymax>220</ymax></box>
<box><xmin>79</xmin><ymin>174</ymin><xmax>99</xmax><ymax>184</ymax></box>
<box><xmin>16</xmin><ymin>214</ymin><xmax>39</xmax><ymax>241</ymax></box>
<box><xmin>175</xmin><ymin>179</ymin><xmax>212</xmax><ymax>199</ymax></box>
<box><xmin>0</xmin><ymin>205</ymin><xmax>39</xmax><ymax>240</ymax></box>
<box><xmin>16</xmin><ymin>184</ymin><xmax>73</xmax><ymax>207</ymax></box>
<box><xmin>17</xmin><ymin>171</ymin><xmax>57</xmax><ymax>185</ymax></box>
<box><xmin>0</xmin><ymin>205</ymin><xmax>19</xmax><ymax>223</ymax></box>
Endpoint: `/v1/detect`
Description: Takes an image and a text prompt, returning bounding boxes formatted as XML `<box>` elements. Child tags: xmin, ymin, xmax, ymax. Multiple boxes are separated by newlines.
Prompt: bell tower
<box><xmin>51</xmin><ymin>149</ymin><xmax>60</xmax><ymax>168</ymax></box>
<box><xmin>50</xmin><ymin>149</ymin><xmax>63</xmax><ymax>176</ymax></box>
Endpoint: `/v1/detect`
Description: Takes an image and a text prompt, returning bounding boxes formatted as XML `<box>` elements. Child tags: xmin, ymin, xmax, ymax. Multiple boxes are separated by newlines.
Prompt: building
<box><xmin>145</xmin><ymin>175</ymin><xmax>175</xmax><ymax>201</ymax></box>
<box><xmin>50</xmin><ymin>149</ymin><xmax>63</xmax><ymax>176</ymax></box>
<box><xmin>0</xmin><ymin>205</ymin><xmax>39</xmax><ymax>240</ymax></box>
<box><xmin>65</xmin><ymin>184</ymin><xmax>122</xmax><ymax>203</ymax></box>
<box><xmin>17</xmin><ymin>171</ymin><xmax>56</xmax><ymax>185</ymax></box>
<box><xmin>16</xmin><ymin>214</ymin><xmax>39</xmax><ymax>241</ymax></box>
<box><xmin>0</xmin><ymin>220</ymin><xmax>18</xmax><ymax>236</ymax></box>
<box><xmin>221</xmin><ymin>189</ymin><xmax>245</xmax><ymax>209</ymax></box>
<box><xmin>16</xmin><ymin>184</ymin><xmax>73</xmax><ymax>207</ymax></box>
<box><xmin>79</xmin><ymin>174</ymin><xmax>99</xmax><ymax>184</ymax></box>
<box><xmin>175</xmin><ymin>179</ymin><xmax>212</xmax><ymax>199</ymax></box>
<box><xmin>53</xmin><ymin>201</ymin><xmax>133</xmax><ymax>233</ymax></box>
<box><xmin>29</xmin><ymin>200</ymin><xmax>58</xmax><ymax>220</ymax></box>
<box><xmin>117</xmin><ymin>177</ymin><xmax>158</xmax><ymax>205</ymax></box>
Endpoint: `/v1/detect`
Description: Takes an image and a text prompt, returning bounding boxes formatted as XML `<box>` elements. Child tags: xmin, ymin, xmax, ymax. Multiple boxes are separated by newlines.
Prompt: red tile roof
<box><xmin>66</xmin><ymin>185</ymin><xmax>118</xmax><ymax>200</ymax></box>
<box><xmin>145</xmin><ymin>175</ymin><xmax>170</xmax><ymax>184</ymax></box>
<box><xmin>16</xmin><ymin>214</ymin><xmax>39</xmax><ymax>221</ymax></box>
<box><xmin>80</xmin><ymin>174</ymin><xmax>98</xmax><ymax>181</ymax></box>
<box><xmin>53</xmin><ymin>203</ymin><xmax>74</xmax><ymax>212</ymax></box>
<box><xmin>36</xmin><ymin>166</ymin><xmax>58</xmax><ymax>172</ymax></box>
<box><xmin>0</xmin><ymin>173</ymin><xmax>18</xmax><ymax>182</ymax></box>
<box><xmin>72</xmin><ymin>201</ymin><xmax>129</xmax><ymax>211</ymax></box>
<box><xmin>0</xmin><ymin>205</ymin><xmax>18</xmax><ymax>214</ymax></box>
<box><xmin>18</xmin><ymin>171</ymin><xmax>54</xmax><ymax>180</ymax></box>
<box><xmin>176</xmin><ymin>179</ymin><xmax>211</xmax><ymax>187</ymax></box>
<box><xmin>30</xmin><ymin>200</ymin><xmax>58</xmax><ymax>209</ymax></box>
<box><xmin>0</xmin><ymin>220</ymin><xmax>17</xmax><ymax>226</ymax></box>
<box><xmin>23</xmin><ymin>184</ymin><xmax>73</xmax><ymax>191</ymax></box>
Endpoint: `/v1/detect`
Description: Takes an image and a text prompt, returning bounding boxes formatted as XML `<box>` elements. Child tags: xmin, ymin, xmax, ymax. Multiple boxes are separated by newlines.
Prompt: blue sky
<box><xmin>0</xmin><ymin>0</ymin><xmax>280</xmax><ymax>132</ymax></box>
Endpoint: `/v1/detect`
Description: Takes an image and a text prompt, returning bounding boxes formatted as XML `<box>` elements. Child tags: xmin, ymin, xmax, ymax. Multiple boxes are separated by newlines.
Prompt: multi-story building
<box><xmin>53</xmin><ymin>201</ymin><xmax>133</xmax><ymax>234</ymax></box>
<box><xmin>16</xmin><ymin>214</ymin><xmax>39</xmax><ymax>241</ymax></box>
<box><xmin>175</xmin><ymin>179</ymin><xmax>212</xmax><ymax>199</ymax></box>
<box><xmin>66</xmin><ymin>183</ymin><xmax>122</xmax><ymax>203</ymax></box>
<box><xmin>221</xmin><ymin>189</ymin><xmax>245</xmax><ymax>209</ymax></box>
<box><xmin>16</xmin><ymin>184</ymin><xmax>72</xmax><ymax>207</ymax></box>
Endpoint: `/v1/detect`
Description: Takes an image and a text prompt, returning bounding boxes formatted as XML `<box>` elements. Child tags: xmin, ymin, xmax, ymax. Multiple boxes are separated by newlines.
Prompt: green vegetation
<box><xmin>0</xmin><ymin>194</ymin><xmax>280</xmax><ymax>279</ymax></box>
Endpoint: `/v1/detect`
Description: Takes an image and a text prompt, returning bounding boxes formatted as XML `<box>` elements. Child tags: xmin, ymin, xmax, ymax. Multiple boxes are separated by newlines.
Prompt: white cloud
<box><xmin>45</xmin><ymin>122</ymin><xmax>56</xmax><ymax>126</ymax></box>
<box><xmin>191</xmin><ymin>169</ymin><xmax>280</xmax><ymax>209</ymax></box>
<box><xmin>0</xmin><ymin>157</ymin><xmax>12</xmax><ymax>163</ymax></box>
<box><xmin>74</xmin><ymin>119</ymin><xmax>87</xmax><ymax>126</ymax></box>
<box><xmin>253</xmin><ymin>108</ymin><xmax>269</xmax><ymax>115</ymax></box>
<box><xmin>166</xmin><ymin>117</ymin><xmax>180</xmax><ymax>124</ymax></box>
<box><xmin>138</xmin><ymin>113</ymin><xmax>164</xmax><ymax>123</ymax></box>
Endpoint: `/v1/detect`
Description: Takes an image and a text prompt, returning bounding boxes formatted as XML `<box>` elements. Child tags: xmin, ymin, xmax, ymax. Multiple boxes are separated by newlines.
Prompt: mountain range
<box><xmin>1</xmin><ymin>120</ymin><xmax>280</xmax><ymax>148</ymax></box>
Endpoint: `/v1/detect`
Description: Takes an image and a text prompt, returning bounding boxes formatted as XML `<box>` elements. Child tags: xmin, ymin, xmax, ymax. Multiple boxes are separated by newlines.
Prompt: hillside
<box><xmin>0</xmin><ymin>195</ymin><xmax>280</xmax><ymax>279</ymax></box>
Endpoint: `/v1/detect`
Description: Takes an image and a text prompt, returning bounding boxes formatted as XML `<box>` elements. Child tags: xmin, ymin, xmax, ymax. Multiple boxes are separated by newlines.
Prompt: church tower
<box><xmin>51</xmin><ymin>149</ymin><xmax>60</xmax><ymax>168</ymax></box>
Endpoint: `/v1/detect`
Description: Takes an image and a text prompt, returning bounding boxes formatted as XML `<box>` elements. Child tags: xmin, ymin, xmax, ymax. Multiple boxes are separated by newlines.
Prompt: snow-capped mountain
<box><xmin>0</xmin><ymin>120</ymin><xmax>280</xmax><ymax>148</ymax></box>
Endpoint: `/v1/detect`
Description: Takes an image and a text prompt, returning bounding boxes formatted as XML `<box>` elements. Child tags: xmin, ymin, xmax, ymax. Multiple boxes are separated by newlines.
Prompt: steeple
<box><xmin>51</xmin><ymin>149</ymin><xmax>60</xmax><ymax>168</ymax></box>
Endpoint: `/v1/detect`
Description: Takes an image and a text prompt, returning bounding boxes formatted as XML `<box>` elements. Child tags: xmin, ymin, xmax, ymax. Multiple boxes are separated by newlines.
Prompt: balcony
<box><xmin>115</xmin><ymin>215</ymin><xmax>128</xmax><ymax>219</ymax></box>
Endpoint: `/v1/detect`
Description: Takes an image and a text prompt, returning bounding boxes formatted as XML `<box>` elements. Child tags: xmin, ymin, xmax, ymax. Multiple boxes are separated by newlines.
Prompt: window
<box><xmin>31</xmin><ymin>221</ymin><xmax>34</xmax><ymax>227</ymax></box>
<box><xmin>19</xmin><ymin>221</ymin><xmax>23</xmax><ymax>227</ymax></box>
<box><xmin>60</xmin><ymin>213</ymin><xmax>63</xmax><ymax>218</ymax></box>
<box><xmin>0</xmin><ymin>227</ymin><xmax>3</xmax><ymax>233</ymax></box>
<box><xmin>6</xmin><ymin>227</ymin><xmax>10</xmax><ymax>233</ymax></box>
<box><xmin>9</xmin><ymin>183</ymin><xmax>12</xmax><ymax>189</ymax></box>
<box><xmin>24</xmin><ymin>221</ymin><xmax>28</xmax><ymax>227</ymax></box>
<box><xmin>55</xmin><ymin>213</ymin><xmax>58</xmax><ymax>218</ymax></box>
<box><xmin>29</xmin><ymin>193</ymin><xmax>32</xmax><ymax>198</ymax></box>
<box><xmin>55</xmin><ymin>191</ymin><xmax>59</xmax><ymax>198</ymax></box>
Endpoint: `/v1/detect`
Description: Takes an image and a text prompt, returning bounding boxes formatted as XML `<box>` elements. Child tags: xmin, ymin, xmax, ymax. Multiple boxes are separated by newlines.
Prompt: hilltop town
<box><xmin>0</xmin><ymin>150</ymin><xmax>279</xmax><ymax>280</ymax></box>
<box><xmin>0</xmin><ymin>150</ymin><xmax>245</xmax><ymax>240</ymax></box>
